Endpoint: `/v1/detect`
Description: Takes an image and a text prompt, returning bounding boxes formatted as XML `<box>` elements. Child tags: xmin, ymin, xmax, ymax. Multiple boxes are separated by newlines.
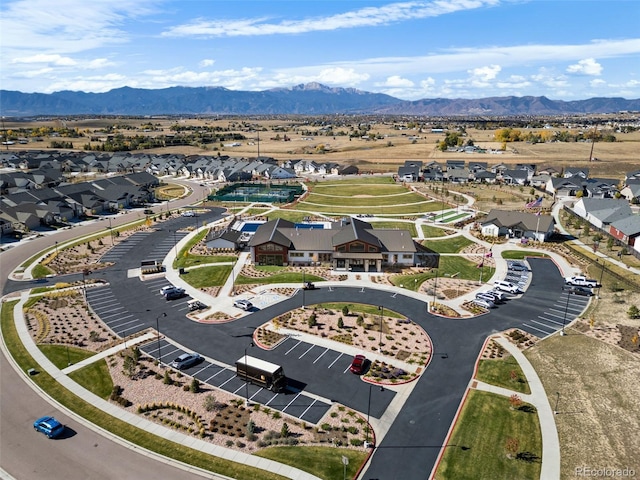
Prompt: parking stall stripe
<box><xmin>299</xmin><ymin>399</ymin><xmax>317</xmax><ymax>420</ymax></box>
<box><xmin>93</xmin><ymin>305</ymin><xmax>125</xmax><ymax>313</ymax></box>
<box><xmin>536</xmin><ymin>315</ymin><xmax>563</xmax><ymax>326</ymax></box>
<box><xmin>313</xmin><ymin>348</ymin><xmax>329</xmax><ymax>364</ymax></box>
<box><xmin>118</xmin><ymin>324</ymin><xmax>145</xmax><ymax>334</ymax></box>
<box><xmin>285</xmin><ymin>340</ymin><xmax>302</xmax><ymax>355</ymax></box>
<box><xmin>204</xmin><ymin>368</ymin><xmax>226</xmax><ymax>383</ymax></box>
<box><xmin>218</xmin><ymin>375</ymin><xmax>237</xmax><ymax>389</ymax></box>
<box><xmin>328</xmin><ymin>352</ymin><xmax>343</xmax><ymax>368</ymax></box>
<box><xmin>264</xmin><ymin>393</ymin><xmax>279</xmax><ymax>406</ymax></box>
<box><xmin>523</xmin><ymin>323</ymin><xmax>554</xmax><ymax>335</ymax></box>
<box><xmin>249</xmin><ymin>389</ymin><xmax>263</xmax><ymax>402</ymax></box>
<box><xmin>529</xmin><ymin>319</ymin><xmax>557</xmax><ymax>330</ymax></box>
<box><xmin>89</xmin><ymin>299</ymin><xmax>119</xmax><ymax>307</ymax></box>
<box><xmin>108</xmin><ymin>317</ymin><xmax>139</xmax><ymax>328</ymax></box>
<box><xmin>232</xmin><ymin>384</ymin><xmax>245</xmax><ymax>395</ymax></box>
<box><xmin>343</xmin><ymin>363</ymin><xmax>352</xmax><ymax>374</ymax></box>
<box><xmin>298</xmin><ymin>344</ymin><xmax>314</xmax><ymax>359</ymax></box>
<box><xmin>283</xmin><ymin>393</ymin><xmax>301</xmax><ymax>413</ymax></box>
<box><xmin>101</xmin><ymin>312</ymin><xmax>133</xmax><ymax>320</ymax></box>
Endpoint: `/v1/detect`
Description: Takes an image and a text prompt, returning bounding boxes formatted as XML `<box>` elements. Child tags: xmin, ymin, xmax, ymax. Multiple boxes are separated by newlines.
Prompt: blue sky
<box><xmin>1</xmin><ymin>0</ymin><xmax>639</xmax><ymax>100</ymax></box>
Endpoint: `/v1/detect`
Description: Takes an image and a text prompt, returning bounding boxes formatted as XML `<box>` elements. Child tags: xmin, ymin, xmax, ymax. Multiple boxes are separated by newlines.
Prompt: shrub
<box><xmin>190</xmin><ymin>378</ymin><xmax>200</xmax><ymax>393</ymax></box>
<box><xmin>281</xmin><ymin>423</ymin><xmax>290</xmax><ymax>438</ymax></box>
<box><xmin>337</xmin><ymin>317</ymin><xmax>344</xmax><ymax>329</ymax></box>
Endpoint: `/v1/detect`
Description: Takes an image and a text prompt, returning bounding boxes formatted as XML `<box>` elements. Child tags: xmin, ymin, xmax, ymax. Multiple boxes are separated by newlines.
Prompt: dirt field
<box><xmin>4</xmin><ymin>117</ymin><xmax>640</xmax><ymax>178</ymax></box>
<box><xmin>525</xmin><ymin>332</ymin><xmax>640</xmax><ymax>479</ymax></box>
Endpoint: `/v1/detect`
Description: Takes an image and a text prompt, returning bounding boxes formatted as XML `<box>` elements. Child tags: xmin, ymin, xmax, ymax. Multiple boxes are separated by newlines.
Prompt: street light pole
<box><xmin>156</xmin><ymin>312</ymin><xmax>167</xmax><ymax>365</ymax></box>
<box><xmin>366</xmin><ymin>384</ymin><xmax>384</xmax><ymax>446</ymax></box>
<box><xmin>378</xmin><ymin>306</ymin><xmax>383</xmax><ymax>352</ymax></box>
<box><xmin>432</xmin><ymin>270</ymin><xmax>438</xmax><ymax>311</ymax></box>
<box><xmin>302</xmin><ymin>269</ymin><xmax>306</xmax><ymax>309</ymax></box>
<box><xmin>108</xmin><ymin>217</ymin><xmax>113</xmax><ymax>245</ymax></box>
<box><xmin>172</xmin><ymin>230</ymin><xmax>179</xmax><ymax>258</ymax></box>
<box><xmin>597</xmin><ymin>258</ymin><xmax>605</xmax><ymax>298</ymax></box>
<box><xmin>244</xmin><ymin>342</ymin><xmax>254</xmax><ymax>406</ymax></box>
<box><xmin>561</xmin><ymin>288</ymin><xmax>571</xmax><ymax>336</ymax></box>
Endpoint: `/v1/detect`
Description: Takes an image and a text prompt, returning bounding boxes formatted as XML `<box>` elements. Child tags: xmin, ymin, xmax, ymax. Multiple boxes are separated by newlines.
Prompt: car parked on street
<box><xmin>169</xmin><ymin>353</ymin><xmax>202</xmax><ymax>370</ymax></box>
<box><xmin>349</xmin><ymin>354</ymin><xmax>367</xmax><ymax>375</ymax></box>
<box><xmin>33</xmin><ymin>416</ymin><xmax>65</xmax><ymax>439</ymax></box>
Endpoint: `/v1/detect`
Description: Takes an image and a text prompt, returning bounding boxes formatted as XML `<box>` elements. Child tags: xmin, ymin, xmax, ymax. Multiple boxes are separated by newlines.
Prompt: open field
<box><xmin>525</xmin><ymin>332</ymin><xmax>640</xmax><ymax>478</ymax></box>
<box><xmin>4</xmin><ymin>117</ymin><xmax>640</xmax><ymax>178</ymax></box>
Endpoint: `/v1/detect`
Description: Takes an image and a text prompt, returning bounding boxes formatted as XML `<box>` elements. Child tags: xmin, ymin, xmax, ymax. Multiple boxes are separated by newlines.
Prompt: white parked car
<box><xmin>233</xmin><ymin>299</ymin><xmax>253</xmax><ymax>311</ymax></box>
<box><xmin>564</xmin><ymin>275</ymin><xmax>598</xmax><ymax>288</ymax></box>
<box><xmin>494</xmin><ymin>281</ymin><xmax>521</xmax><ymax>294</ymax></box>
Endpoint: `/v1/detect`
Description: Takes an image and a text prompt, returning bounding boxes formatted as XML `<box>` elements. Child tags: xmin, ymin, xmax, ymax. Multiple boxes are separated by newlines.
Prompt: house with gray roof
<box><xmin>500</xmin><ymin>169</ymin><xmax>529</xmax><ymax>185</ymax></box>
<box><xmin>571</xmin><ymin>198</ymin><xmax>633</xmax><ymax>230</ymax></box>
<box><xmin>248</xmin><ymin>217</ymin><xmax>434</xmax><ymax>272</ymax></box>
<box><xmin>608</xmin><ymin>215</ymin><xmax>640</xmax><ymax>252</ymax></box>
<box><xmin>620</xmin><ymin>180</ymin><xmax>640</xmax><ymax>203</ymax></box>
<box><xmin>480</xmin><ymin>209</ymin><xmax>554</xmax><ymax>242</ymax></box>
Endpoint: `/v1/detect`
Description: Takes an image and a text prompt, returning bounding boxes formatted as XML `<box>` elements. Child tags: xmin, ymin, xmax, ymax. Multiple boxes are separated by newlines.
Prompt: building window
<box><xmin>290</xmin><ymin>252</ymin><xmax>304</xmax><ymax>257</ymax></box>
<box><xmin>349</xmin><ymin>242</ymin><xmax>365</xmax><ymax>253</ymax></box>
<box><xmin>402</xmin><ymin>254</ymin><xmax>413</xmax><ymax>260</ymax></box>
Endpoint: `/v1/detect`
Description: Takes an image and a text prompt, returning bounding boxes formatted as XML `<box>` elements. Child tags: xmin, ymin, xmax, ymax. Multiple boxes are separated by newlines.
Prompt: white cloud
<box><xmin>589</xmin><ymin>78</ymin><xmax>606</xmax><ymax>87</ymax></box>
<box><xmin>566</xmin><ymin>58</ymin><xmax>603</xmax><ymax>76</ymax></box>
<box><xmin>469</xmin><ymin>64</ymin><xmax>501</xmax><ymax>82</ymax></box>
<box><xmin>87</xmin><ymin>58</ymin><xmax>115</xmax><ymax>69</ymax></box>
<box><xmin>162</xmin><ymin>0</ymin><xmax>500</xmax><ymax>38</ymax></box>
<box><xmin>11</xmin><ymin>54</ymin><xmax>76</xmax><ymax>66</ymax></box>
<box><xmin>199</xmin><ymin>59</ymin><xmax>215</xmax><ymax>68</ymax></box>
<box><xmin>380</xmin><ymin>75</ymin><xmax>415</xmax><ymax>88</ymax></box>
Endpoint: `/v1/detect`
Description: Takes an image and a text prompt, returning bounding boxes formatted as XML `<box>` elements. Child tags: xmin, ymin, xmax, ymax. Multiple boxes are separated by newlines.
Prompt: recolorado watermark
<box><xmin>575</xmin><ymin>466</ymin><xmax>636</xmax><ymax>477</ymax></box>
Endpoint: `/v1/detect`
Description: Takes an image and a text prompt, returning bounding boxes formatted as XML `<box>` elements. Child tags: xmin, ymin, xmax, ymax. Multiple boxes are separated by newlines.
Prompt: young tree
<box><xmin>509</xmin><ymin>394</ymin><xmax>523</xmax><ymax>409</ymax></box>
<box><xmin>190</xmin><ymin>378</ymin><xmax>200</xmax><ymax>393</ymax></box>
<box><xmin>627</xmin><ymin>305</ymin><xmax>639</xmax><ymax>319</ymax></box>
<box><xmin>505</xmin><ymin>437</ymin><xmax>519</xmax><ymax>459</ymax></box>
<box><xmin>342</xmin><ymin>305</ymin><xmax>350</xmax><ymax>316</ymax></box>
<box><xmin>281</xmin><ymin>422</ymin><xmax>290</xmax><ymax>438</ymax></box>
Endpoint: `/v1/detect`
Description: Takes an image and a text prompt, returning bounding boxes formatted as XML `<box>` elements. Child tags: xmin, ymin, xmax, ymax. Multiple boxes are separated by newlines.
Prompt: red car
<box><xmin>349</xmin><ymin>354</ymin><xmax>367</xmax><ymax>375</ymax></box>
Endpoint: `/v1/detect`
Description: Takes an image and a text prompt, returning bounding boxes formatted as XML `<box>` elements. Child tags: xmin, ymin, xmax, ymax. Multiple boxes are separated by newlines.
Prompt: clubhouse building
<box><xmin>248</xmin><ymin>217</ymin><xmax>436</xmax><ymax>272</ymax></box>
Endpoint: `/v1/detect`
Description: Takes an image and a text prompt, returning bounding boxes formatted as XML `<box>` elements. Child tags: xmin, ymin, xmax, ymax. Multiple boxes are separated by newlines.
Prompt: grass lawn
<box><xmin>173</xmin><ymin>229</ymin><xmax>209</xmax><ymax>268</ymax></box>
<box><xmin>236</xmin><ymin>270</ymin><xmax>325</xmax><ymax>285</ymax></box>
<box><xmin>501</xmin><ymin>249</ymin><xmax>549</xmax><ymax>260</ymax></box>
<box><xmin>38</xmin><ymin>344</ymin><xmax>95</xmax><ymax>370</ymax></box>
<box><xmin>476</xmin><ymin>357</ymin><xmax>531</xmax><ymax>395</ymax></box>
<box><xmin>182</xmin><ymin>254</ymin><xmax>236</xmax><ymax>268</ymax></box>
<box><xmin>180</xmin><ymin>265</ymin><xmax>232</xmax><ymax>288</ymax></box>
<box><xmin>296</xmin><ymin>198</ymin><xmax>433</xmax><ymax>215</ymax></box>
<box><xmin>69</xmin><ymin>359</ymin><xmax>114</xmax><ymax>399</ymax></box>
<box><xmin>266</xmin><ymin>210</ymin><xmax>313</xmax><ymax>223</ymax></box>
<box><xmin>304</xmin><ymin>190</ymin><xmax>420</xmax><ymax>206</ymax></box>
<box><xmin>32</xmin><ymin>263</ymin><xmax>54</xmax><ymax>279</ymax></box>
<box><xmin>312</xmin><ymin>302</ymin><xmax>403</xmax><ymax>318</ymax></box>
<box><xmin>373</xmin><ymin>221</ymin><xmax>417</xmax><ymax>237</ymax></box>
<box><xmin>438</xmin><ymin>256</ymin><xmax>496</xmax><ymax>282</ymax></box>
<box><xmin>1</xmin><ymin>301</ymin><xmax>289</xmax><ymax>480</ymax></box>
<box><xmin>308</xmin><ymin>176</ymin><xmax>396</xmax><ymax>188</ymax></box>
<box><xmin>422</xmin><ymin>235</ymin><xmax>473</xmax><ymax>253</ymax></box>
<box><xmin>421</xmin><ymin>224</ymin><xmax>451</xmax><ymax>238</ymax></box>
<box><xmin>256</xmin><ymin>446</ymin><xmax>367</xmax><ymax>480</ymax></box>
<box><xmin>435</xmin><ymin>390</ymin><xmax>542</xmax><ymax>479</ymax></box>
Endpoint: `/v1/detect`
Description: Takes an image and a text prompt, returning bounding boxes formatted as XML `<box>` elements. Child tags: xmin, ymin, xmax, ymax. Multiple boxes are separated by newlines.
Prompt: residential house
<box><xmin>480</xmin><ymin>209</ymin><xmax>554</xmax><ymax>242</ymax></box>
<box><xmin>564</xmin><ymin>167</ymin><xmax>589</xmax><ymax>179</ymax></box>
<box><xmin>608</xmin><ymin>215</ymin><xmax>640</xmax><ymax>252</ymax></box>
<box><xmin>500</xmin><ymin>169</ymin><xmax>529</xmax><ymax>185</ymax></box>
<box><xmin>620</xmin><ymin>180</ymin><xmax>640</xmax><ymax>203</ymax></box>
<box><xmin>571</xmin><ymin>198</ymin><xmax>633</xmax><ymax>230</ymax></box>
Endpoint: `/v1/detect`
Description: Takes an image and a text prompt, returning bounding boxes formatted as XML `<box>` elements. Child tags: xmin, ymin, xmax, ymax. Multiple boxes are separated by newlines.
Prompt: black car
<box><xmin>565</xmin><ymin>285</ymin><xmax>594</xmax><ymax>296</ymax></box>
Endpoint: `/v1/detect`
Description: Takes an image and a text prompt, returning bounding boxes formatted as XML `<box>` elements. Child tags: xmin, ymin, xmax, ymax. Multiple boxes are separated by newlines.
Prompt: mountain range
<box><xmin>1</xmin><ymin>82</ymin><xmax>639</xmax><ymax>117</ymax></box>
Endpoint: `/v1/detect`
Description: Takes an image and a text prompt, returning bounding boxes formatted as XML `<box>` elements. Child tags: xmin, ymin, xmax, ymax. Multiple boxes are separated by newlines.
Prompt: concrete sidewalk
<box><xmin>473</xmin><ymin>336</ymin><xmax>560</xmax><ymax>479</ymax></box>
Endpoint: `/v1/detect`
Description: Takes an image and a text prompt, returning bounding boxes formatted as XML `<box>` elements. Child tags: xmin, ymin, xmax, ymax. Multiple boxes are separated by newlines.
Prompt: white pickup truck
<box><xmin>564</xmin><ymin>275</ymin><xmax>598</xmax><ymax>288</ymax></box>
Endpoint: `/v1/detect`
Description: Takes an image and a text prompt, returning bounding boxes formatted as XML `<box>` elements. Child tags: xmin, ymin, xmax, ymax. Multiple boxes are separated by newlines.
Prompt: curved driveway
<box><xmin>1</xmin><ymin>184</ymin><xmax>574</xmax><ymax>479</ymax></box>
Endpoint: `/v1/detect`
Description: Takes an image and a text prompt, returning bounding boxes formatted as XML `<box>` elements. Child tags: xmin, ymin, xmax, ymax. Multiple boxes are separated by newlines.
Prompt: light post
<box><xmin>81</xmin><ymin>268</ymin><xmax>90</xmax><ymax>314</ymax></box>
<box><xmin>596</xmin><ymin>258</ymin><xmax>605</xmax><ymax>298</ymax></box>
<box><xmin>54</xmin><ymin>240</ymin><xmax>58</xmax><ymax>255</ymax></box>
<box><xmin>302</xmin><ymin>269</ymin><xmax>306</xmax><ymax>309</ymax></box>
<box><xmin>172</xmin><ymin>229</ymin><xmax>179</xmax><ymax>259</ymax></box>
<box><xmin>156</xmin><ymin>312</ymin><xmax>167</xmax><ymax>365</ymax></box>
<box><xmin>244</xmin><ymin>342</ymin><xmax>254</xmax><ymax>406</ymax></box>
<box><xmin>231</xmin><ymin>257</ymin><xmax>236</xmax><ymax>296</ymax></box>
<box><xmin>66</xmin><ymin>345</ymin><xmax>71</xmax><ymax>366</ymax></box>
<box><xmin>365</xmin><ymin>384</ymin><xmax>384</xmax><ymax>446</ymax></box>
<box><xmin>377</xmin><ymin>306</ymin><xmax>384</xmax><ymax>352</ymax></box>
<box><xmin>554</xmin><ymin>391</ymin><xmax>560</xmax><ymax>414</ymax></box>
<box><xmin>432</xmin><ymin>270</ymin><xmax>439</xmax><ymax>311</ymax></box>
<box><xmin>108</xmin><ymin>217</ymin><xmax>113</xmax><ymax>245</ymax></box>
<box><xmin>561</xmin><ymin>287</ymin><xmax>571</xmax><ymax>336</ymax></box>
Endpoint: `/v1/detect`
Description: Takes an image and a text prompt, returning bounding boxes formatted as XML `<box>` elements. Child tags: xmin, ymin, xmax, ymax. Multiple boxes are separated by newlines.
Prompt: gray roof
<box><xmin>248</xmin><ymin>218</ymin><xmax>294</xmax><ymax>247</ymax></box>
<box><xmin>609</xmin><ymin>215</ymin><xmax>640</xmax><ymax>236</ymax></box>
<box><xmin>482</xmin><ymin>209</ymin><xmax>554</xmax><ymax>232</ymax></box>
<box><xmin>331</xmin><ymin>217</ymin><xmax>381</xmax><ymax>248</ymax></box>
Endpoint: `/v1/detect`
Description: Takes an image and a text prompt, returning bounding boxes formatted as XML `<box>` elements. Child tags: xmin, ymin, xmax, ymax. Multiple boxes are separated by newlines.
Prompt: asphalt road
<box><xmin>1</xmin><ymin>184</ymin><xmax>578</xmax><ymax>480</ymax></box>
<box><xmin>0</xmin><ymin>181</ymin><xmax>217</xmax><ymax>480</ymax></box>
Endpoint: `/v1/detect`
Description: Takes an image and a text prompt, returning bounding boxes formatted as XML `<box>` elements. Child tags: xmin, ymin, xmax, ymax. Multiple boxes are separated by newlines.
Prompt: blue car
<box><xmin>33</xmin><ymin>416</ymin><xmax>65</xmax><ymax>438</ymax></box>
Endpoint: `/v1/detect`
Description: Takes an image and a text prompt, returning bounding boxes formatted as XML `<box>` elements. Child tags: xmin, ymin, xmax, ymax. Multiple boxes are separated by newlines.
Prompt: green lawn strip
<box><xmin>265</xmin><ymin>210</ymin><xmax>312</xmax><ymax>222</ymax></box>
<box><xmin>311</xmin><ymin>302</ymin><xmax>403</xmax><ymax>319</ymax></box>
<box><xmin>501</xmin><ymin>250</ymin><xmax>550</xmax><ymax>260</ymax></box>
<box><xmin>1</xmin><ymin>301</ymin><xmax>287</xmax><ymax>480</ymax></box>
<box><xmin>173</xmin><ymin>228</ymin><xmax>210</xmax><ymax>269</ymax></box>
<box><xmin>422</xmin><ymin>236</ymin><xmax>473</xmax><ymax>253</ymax></box>
<box><xmin>440</xmin><ymin>212</ymin><xmax>470</xmax><ymax>223</ymax></box>
<box><xmin>32</xmin><ymin>264</ymin><xmax>54</xmax><ymax>279</ymax></box>
<box><xmin>438</xmin><ymin>256</ymin><xmax>495</xmax><ymax>282</ymax></box>
<box><xmin>421</xmin><ymin>225</ymin><xmax>451</xmax><ymax>238</ymax></box>
<box><xmin>295</xmin><ymin>202</ymin><xmax>434</xmax><ymax>215</ymax></box>
<box><xmin>180</xmin><ymin>265</ymin><xmax>233</xmax><ymax>288</ymax></box>
<box><xmin>68</xmin><ymin>360</ymin><xmax>114</xmax><ymax>399</ymax></box>
<box><xmin>181</xmin><ymin>254</ymin><xmax>236</xmax><ymax>268</ymax></box>
<box><xmin>372</xmin><ymin>221</ymin><xmax>417</xmax><ymax>237</ymax></box>
<box><xmin>476</xmin><ymin>358</ymin><xmax>531</xmax><ymax>395</ymax></box>
<box><xmin>236</xmin><ymin>271</ymin><xmax>325</xmax><ymax>286</ymax></box>
<box><xmin>308</xmin><ymin>177</ymin><xmax>395</xmax><ymax>187</ymax></box>
<box><xmin>304</xmin><ymin>191</ymin><xmax>422</xmax><ymax>207</ymax></box>
<box><xmin>256</xmin><ymin>446</ymin><xmax>367</xmax><ymax>480</ymax></box>
<box><xmin>435</xmin><ymin>390</ymin><xmax>542</xmax><ymax>479</ymax></box>
<box><xmin>38</xmin><ymin>344</ymin><xmax>95</xmax><ymax>370</ymax></box>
